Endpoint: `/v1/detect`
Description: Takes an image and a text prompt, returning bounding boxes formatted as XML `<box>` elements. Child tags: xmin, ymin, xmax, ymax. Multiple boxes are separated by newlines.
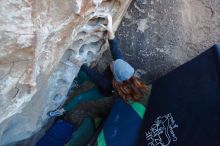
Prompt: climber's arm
<box><xmin>81</xmin><ymin>64</ymin><xmax>112</xmax><ymax>90</ymax></box>
<box><xmin>100</xmin><ymin>14</ymin><xmax>124</xmax><ymax>60</ymax></box>
<box><xmin>108</xmin><ymin>37</ymin><xmax>124</xmax><ymax>60</ymax></box>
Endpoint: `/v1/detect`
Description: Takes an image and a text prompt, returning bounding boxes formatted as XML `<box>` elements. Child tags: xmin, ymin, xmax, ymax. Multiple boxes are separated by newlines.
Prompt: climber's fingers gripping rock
<box><xmin>99</xmin><ymin>14</ymin><xmax>115</xmax><ymax>39</ymax></box>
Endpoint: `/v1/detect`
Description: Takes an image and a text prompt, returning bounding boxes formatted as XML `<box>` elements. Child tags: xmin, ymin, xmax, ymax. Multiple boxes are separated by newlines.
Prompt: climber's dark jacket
<box><xmin>81</xmin><ymin>37</ymin><xmax>123</xmax><ymax>97</ymax></box>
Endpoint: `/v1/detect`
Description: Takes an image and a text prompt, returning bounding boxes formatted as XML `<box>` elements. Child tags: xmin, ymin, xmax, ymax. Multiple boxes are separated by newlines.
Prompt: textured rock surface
<box><xmin>0</xmin><ymin>0</ymin><xmax>131</xmax><ymax>145</ymax></box>
<box><xmin>116</xmin><ymin>0</ymin><xmax>220</xmax><ymax>82</ymax></box>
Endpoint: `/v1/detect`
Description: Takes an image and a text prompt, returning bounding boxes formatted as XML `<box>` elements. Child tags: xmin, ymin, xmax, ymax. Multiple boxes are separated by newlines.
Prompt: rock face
<box><xmin>0</xmin><ymin>0</ymin><xmax>131</xmax><ymax>145</ymax></box>
<box><xmin>117</xmin><ymin>0</ymin><xmax>220</xmax><ymax>82</ymax></box>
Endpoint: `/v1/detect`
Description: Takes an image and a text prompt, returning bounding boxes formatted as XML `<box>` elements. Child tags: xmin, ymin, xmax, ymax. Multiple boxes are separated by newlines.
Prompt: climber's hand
<box><xmin>100</xmin><ymin>15</ymin><xmax>112</xmax><ymax>31</ymax></box>
<box><xmin>69</xmin><ymin>56</ymin><xmax>84</xmax><ymax>67</ymax></box>
<box><xmin>100</xmin><ymin>14</ymin><xmax>115</xmax><ymax>39</ymax></box>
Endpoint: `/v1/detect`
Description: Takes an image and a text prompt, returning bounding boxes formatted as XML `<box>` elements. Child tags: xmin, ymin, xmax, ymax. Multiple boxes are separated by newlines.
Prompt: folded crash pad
<box><xmin>36</xmin><ymin>120</ymin><xmax>76</xmax><ymax>146</ymax></box>
<box><xmin>138</xmin><ymin>45</ymin><xmax>220</xmax><ymax>146</ymax></box>
<box><xmin>97</xmin><ymin>99</ymin><xmax>146</xmax><ymax>146</ymax></box>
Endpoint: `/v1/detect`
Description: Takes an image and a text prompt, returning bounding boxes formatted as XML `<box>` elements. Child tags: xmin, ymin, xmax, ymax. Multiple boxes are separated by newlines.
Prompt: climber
<box><xmin>44</xmin><ymin>14</ymin><xmax>149</xmax><ymax>146</ymax></box>
<box><xmin>48</xmin><ymin>14</ymin><xmax>148</xmax><ymax>117</ymax></box>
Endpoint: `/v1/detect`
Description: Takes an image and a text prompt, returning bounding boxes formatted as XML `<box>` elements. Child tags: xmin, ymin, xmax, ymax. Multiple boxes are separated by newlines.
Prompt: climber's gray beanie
<box><xmin>112</xmin><ymin>59</ymin><xmax>134</xmax><ymax>83</ymax></box>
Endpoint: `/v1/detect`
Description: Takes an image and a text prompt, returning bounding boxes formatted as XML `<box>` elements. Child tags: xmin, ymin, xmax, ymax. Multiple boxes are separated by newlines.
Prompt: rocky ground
<box><xmin>99</xmin><ymin>0</ymin><xmax>220</xmax><ymax>82</ymax></box>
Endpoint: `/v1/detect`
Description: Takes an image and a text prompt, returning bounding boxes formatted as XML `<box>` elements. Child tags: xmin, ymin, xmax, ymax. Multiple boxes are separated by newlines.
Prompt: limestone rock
<box><xmin>0</xmin><ymin>0</ymin><xmax>131</xmax><ymax>145</ymax></box>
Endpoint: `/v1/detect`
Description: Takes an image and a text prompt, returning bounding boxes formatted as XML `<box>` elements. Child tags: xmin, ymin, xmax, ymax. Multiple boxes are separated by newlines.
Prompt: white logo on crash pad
<box><xmin>145</xmin><ymin>113</ymin><xmax>178</xmax><ymax>146</ymax></box>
